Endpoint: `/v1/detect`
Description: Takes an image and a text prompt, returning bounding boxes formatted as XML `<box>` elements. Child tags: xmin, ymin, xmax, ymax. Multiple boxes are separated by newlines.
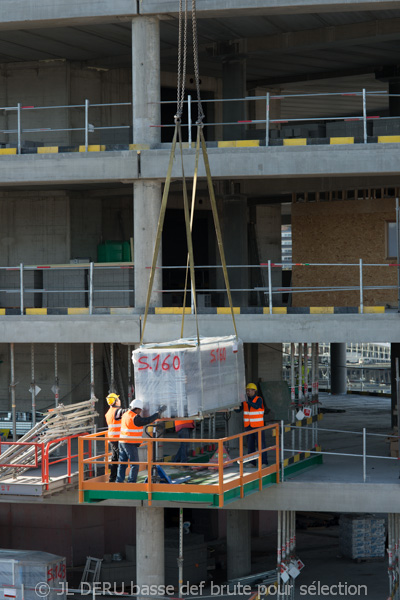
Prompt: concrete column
<box><xmin>222</xmin><ymin>58</ymin><xmax>246</xmax><ymax>141</ymax></box>
<box><xmin>222</xmin><ymin>196</ymin><xmax>248</xmax><ymax>306</ymax></box>
<box><xmin>391</xmin><ymin>343</ymin><xmax>400</xmax><ymax>428</ymax></box>
<box><xmin>132</xmin><ymin>17</ymin><xmax>162</xmax><ymax>308</ymax></box>
<box><xmin>134</xmin><ymin>181</ymin><xmax>162</xmax><ymax>308</ymax></box>
<box><xmin>226</xmin><ymin>509</ymin><xmax>251</xmax><ymax>580</ymax></box>
<box><xmin>331</xmin><ymin>343</ymin><xmax>347</xmax><ymax>395</ymax></box>
<box><xmin>136</xmin><ymin>507</ymin><xmax>164</xmax><ymax>588</ymax></box>
<box><xmin>132</xmin><ymin>16</ymin><xmax>160</xmax><ymax>145</ymax></box>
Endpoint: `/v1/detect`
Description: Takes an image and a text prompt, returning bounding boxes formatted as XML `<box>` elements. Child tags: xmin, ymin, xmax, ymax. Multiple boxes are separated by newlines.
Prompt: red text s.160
<box><xmin>210</xmin><ymin>347</ymin><xmax>226</xmax><ymax>363</ymax></box>
<box><xmin>138</xmin><ymin>354</ymin><xmax>181</xmax><ymax>372</ymax></box>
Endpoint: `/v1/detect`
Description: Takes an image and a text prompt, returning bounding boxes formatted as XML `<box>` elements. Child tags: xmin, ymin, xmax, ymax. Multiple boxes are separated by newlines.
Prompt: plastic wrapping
<box><xmin>0</xmin><ymin>550</ymin><xmax>66</xmax><ymax>600</ymax></box>
<box><xmin>132</xmin><ymin>336</ymin><xmax>246</xmax><ymax>418</ymax></box>
<box><xmin>339</xmin><ymin>515</ymin><xmax>386</xmax><ymax>559</ymax></box>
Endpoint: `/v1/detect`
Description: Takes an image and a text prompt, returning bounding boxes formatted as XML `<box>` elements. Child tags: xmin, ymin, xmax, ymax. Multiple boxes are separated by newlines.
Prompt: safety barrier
<box><xmin>0</xmin><ymin>260</ymin><xmax>398</xmax><ymax>313</ymax></box>
<box><xmin>78</xmin><ymin>424</ymin><xmax>280</xmax><ymax>507</ymax></box>
<box><xmin>0</xmin><ymin>90</ymin><xmax>399</xmax><ymax>150</ymax></box>
<box><xmin>0</xmin><ymin>433</ymin><xmax>91</xmax><ymax>491</ymax></box>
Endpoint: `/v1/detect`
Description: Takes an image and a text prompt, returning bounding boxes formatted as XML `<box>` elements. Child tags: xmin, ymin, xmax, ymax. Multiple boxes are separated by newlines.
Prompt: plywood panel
<box><xmin>292</xmin><ymin>198</ymin><xmax>396</xmax><ymax>307</ymax></box>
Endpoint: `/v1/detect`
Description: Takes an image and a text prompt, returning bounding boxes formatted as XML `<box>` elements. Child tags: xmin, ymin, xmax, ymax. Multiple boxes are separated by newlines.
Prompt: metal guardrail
<box><xmin>79</xmin><ymin>424</ymin><xmax>280</xmax><ymax>507</ymax></box>
<box><xmin>0</xmin><ymin>260</ymin><xmax>399</xmax><ymax>312</ymax></box>
<box><xmin>282</xmin><ymin>422</ymin><xmax>398</xmax><ymax>484</ymax></box>
<box><xmin>0</xmin><ymin>89</ymin><xmax>399</xmax><ymax>149</ymax></box>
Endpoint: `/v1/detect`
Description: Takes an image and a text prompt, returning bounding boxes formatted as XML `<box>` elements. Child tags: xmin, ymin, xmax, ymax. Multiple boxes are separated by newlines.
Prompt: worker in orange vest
<box><xmin>105</xmin><ymin>393</ymin><xmax>127</xmax><ymax>483</ymax></box>
<box><xmin>116</xmin><ymin>399</ymin><xmax>167</xmax><ymax>483</ymax></box>
<box><xmin>238</xmin><ymin>383</ymin><xmax>268</xmax><ymax>467</ymax></box>
<box><xmin>173</xmin><ymin>419</ymin><xmax>195</xmax><ymax>465</ymax></box>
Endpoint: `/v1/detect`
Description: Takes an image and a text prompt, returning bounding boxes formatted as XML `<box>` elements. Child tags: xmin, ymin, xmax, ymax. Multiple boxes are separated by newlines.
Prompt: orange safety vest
<box><xmin>119</xmin><ymin>410</ymin><xmax>144</xmax><ymax>444</ymax></box>
<box><xmin>243</xmin><ymin>397</ymin><xmax>265</xmax><ymax>428</ymax></box>
<box><xmin>105</xmin><ymin>407</ymin><xmax>121</xmax><ymax>439</ymax></box>
<box><xmin>175</xmin><ymin>420</ymin><xmax>195</xmax><ymax>432</ymax></box>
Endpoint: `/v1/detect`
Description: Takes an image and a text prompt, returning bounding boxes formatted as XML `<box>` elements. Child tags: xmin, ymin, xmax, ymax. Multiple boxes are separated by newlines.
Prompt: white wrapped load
<box><xmin>0</xmin><ymin>550</ymin><xmax>66</xmax><ymax>600</ymax></box>
<box><xmin>132</xmin><ymin>336</ymin><xmax>246</xmax><ymax>418</ymax></box>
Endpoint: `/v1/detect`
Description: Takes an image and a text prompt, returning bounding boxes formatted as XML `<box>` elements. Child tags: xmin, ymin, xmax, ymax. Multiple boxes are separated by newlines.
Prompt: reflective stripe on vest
<box><xmin>119</xmin><ymin>411</ymin><xmax>144</xmax><ymax>442</ymax></box>
<box><xmin>243</xmin><ymin>398</ymin><xmax>264</xmax><ymax>428</ymax></box>
<box><xmin>105</xmin><ymin>407</ymin><xmax>121</xmax><ymax>438</ymax></box>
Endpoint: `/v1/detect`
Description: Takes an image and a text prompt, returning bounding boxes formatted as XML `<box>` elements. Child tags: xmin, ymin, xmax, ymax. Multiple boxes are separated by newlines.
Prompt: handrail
<box><xmin>0</xmin><ymin>433</ymin><xmax>91</xmax><ymax>490</ymax></box>
<box><xmin>0</xmin><ymin>88</ymin><xmax>397</xmax><ymax>149</ymax></box>
<box><xmin>0</xmin><ymin>259</ymin><xmax>398</xmax><ymax>312</ymax></box>
<box><xmin>78</xmin><ymin>424</ymin><xmax>280</xmax><ymax>507</ymax></box>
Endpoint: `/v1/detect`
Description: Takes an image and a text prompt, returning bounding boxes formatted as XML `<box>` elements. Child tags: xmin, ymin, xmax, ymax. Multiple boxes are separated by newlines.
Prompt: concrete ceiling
<box><xmin>1</xmin><ymin>9</ymin><xmax>400</xmax><ymax>90</ymax></box>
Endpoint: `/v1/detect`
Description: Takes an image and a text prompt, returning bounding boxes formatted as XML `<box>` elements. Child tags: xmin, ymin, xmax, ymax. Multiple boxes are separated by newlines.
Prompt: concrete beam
<box><xmin>0</xmin><ymin>0</ymin><xmax>137</xmax><ymax>31</ymax></box>
<box><xmin>2</xmin><ymin>0</ymin><xmax>400</xmax><ymax>30</ymax></box>
<box><xmin>0</xmin><ymin>152</ymin><xmax>139</xmax><ymax>187</ymax></box>
<box><xmin>1</xmin><ymin>146</ymin><xmax>400</xmax><ymax>187</ymax></box>
<box><xmin>140</xmin><ymin>145</ymin><xmax>400</xmax><ymax>182</ymax></box>
<box><xmin>140</xmin><ymin>0</ymin><xmax>400</xmax><ymax>18</ymax></box>
<box><xmin>40</xmin><ymin>481</ymin><xmax>400</xmax><ymax>513</ymax></box>
<box><xmin>0</xmin><ymin>313</ymin><xmax>399</xmax><ymax>343</ymax></box>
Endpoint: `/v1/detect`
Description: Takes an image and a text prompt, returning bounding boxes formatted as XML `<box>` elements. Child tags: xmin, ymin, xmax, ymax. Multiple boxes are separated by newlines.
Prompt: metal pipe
<box><xmin>110</xmin><ymin>343</ymin><xmax>115</xmax><ymax>392</ymax></box>
<box><xmin>359</xmin><ymin>258</ymin><xmax>364</xmax><ymax>313</ymax></box>
<box><xmin>311</xmin><ymin>343</ymin><xmax>315</xmax><ymax>448</ymax></box>
<box><xmin>19</xmin><ymin>263</ymin><xmax>24</xmax><ymax>316</ymax></box>
<box><xmin>17</xmin><ymin>102</ymin><xmax>21</xmax><ymax>154</ymax></box>
<box><xmin>281</xmin><ymin>420</ymin><xmax>285</xmax><ymax>482</ymax></box>
<box><xmin>30</xmin><ymin>343</ymin><xmax>36</xmax><ymax>427</ymax></box>
<box><xmin>54</xmin><ymin>343</ymin><xmax>59</xmax><ymax>408</ymax></box>
<box><xmin>10</xmin><ymin>343</ymin><xmax>16</xmax><ymax>442</ymax></box>
<box><xmin>277</xmin><ymin>511</ymin><xmax>282</xmax><ymax>593</ymax></box>
<box><xmin>389</xmin><ymin>514</ymin><xmax>394</xmax><ymax>597</ymax></box>
<box><xmin>363</xmin><ymin>427</ymin><xmax>367</xmax><ymax>482</ymax></box>
<box><xmin>90</xmin><ymin>343</ymin><xmax>95</xmax><ymax>399</ymax></box>
<box><xmin>178</xmin><ymin>507</ymin><xmax>184</xmax><ymax>598</ymax></box>
<box><xmin>291</xmin><ymin>343</ymin><xmax>295</xmax><ymax>455</ymax></box>
<box><xmin>397</xmin><ymin>198</ymin><xmax>400</xmax><ymax>313</ymax></box>
<box><xmin>266</xmin><ymin>92</ymin><xmax>270</xmax><ymax>147</ymax></box>
<box><xmin>84</xmin><ymin>99</ymin><xmax>89</xmax><ymax>151</ymax></box>
<box><xmin>298</xmin><ymin>344</ymin><xmax>302</xmax><ymax>451</ymax></box>
<box><xmin>188</xmin><ymin>94</ymin><xmax>192</xmax><ymax>146</ymax></box>
<box><xmin>268</xmin><ymin>259</ymin><xmax>273</xmax><ymax>313</ymax></box>
<box><xmin>304</xmin><ymin>343</ymin><xmax>308</xmax><ymax>450</ymax></box>
<box><xmin>89</xmin><ymin>262</ymin><xmax>94</xmax><ymax>315</ymax></box>
<box><xmin>128</xmin><ymin>344</ymin><xmax>133</xmax><ymax>407</ymax></box>
<box><xmin>362</xmin><ymin>88</ymin><xmax>367</xmax><ymax>144</ymax></box>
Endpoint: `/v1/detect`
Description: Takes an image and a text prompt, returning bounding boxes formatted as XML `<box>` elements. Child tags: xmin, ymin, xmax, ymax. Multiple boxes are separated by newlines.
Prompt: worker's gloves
<box><xmin>158</xmin><ymin>404</ymin><xmax>167</xmax><ymax>416</ymax></box>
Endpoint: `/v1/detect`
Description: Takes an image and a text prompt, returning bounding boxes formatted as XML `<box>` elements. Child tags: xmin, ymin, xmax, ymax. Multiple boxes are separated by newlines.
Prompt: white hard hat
<box><xmin>130</xmin><ymin>399</ymin><xmax>144</xmax><ymax>411</ymax></box>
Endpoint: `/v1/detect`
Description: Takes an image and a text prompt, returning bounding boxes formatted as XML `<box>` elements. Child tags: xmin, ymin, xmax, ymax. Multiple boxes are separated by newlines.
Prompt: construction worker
<box><xmin>105</xmin><ymin>393</ymin><xmax>127</xmax><ymax>483</ymax></box>
<box><xmin>237</xmin><ymin>383</ymin><xmax>268</xmax><ymax>467</ymax></box>
<box><xmin>173</xmin><ymin>419</ymin><xmax>195</xmax><ymax>465</ymax></box>
<box><xmin>116</xmin><ymin>399</ymin><xmax>167</xmax><ymax>484</ymax></box>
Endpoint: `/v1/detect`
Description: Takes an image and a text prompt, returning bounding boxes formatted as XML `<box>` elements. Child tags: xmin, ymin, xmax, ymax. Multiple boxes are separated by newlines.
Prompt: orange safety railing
<box><xmin>0</xmin><ymin>433</ymin><xmax>92</xmax><ymax>491</ymax></box>
<box><xmin>78</xmin><ymin>423</ymin><xmax>280</xmax><ymax>507</ymax></box>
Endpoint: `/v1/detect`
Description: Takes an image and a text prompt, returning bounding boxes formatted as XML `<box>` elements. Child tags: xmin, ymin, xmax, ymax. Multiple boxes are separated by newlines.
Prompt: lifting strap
<box><xmin>140</xmin><ymin>0</ymin><xmax>238</xmax><ymax>344</ymax></box>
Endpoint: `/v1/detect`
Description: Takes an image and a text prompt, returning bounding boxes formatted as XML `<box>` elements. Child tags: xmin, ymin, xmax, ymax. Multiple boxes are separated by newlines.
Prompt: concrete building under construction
<box><xmin>0</xmin><ymin>0</ymin><xmax>400</xmax><ymax>597</ymax></box>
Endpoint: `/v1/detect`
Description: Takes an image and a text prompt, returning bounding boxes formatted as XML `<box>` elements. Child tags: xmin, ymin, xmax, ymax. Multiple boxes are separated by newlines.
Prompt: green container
<box><xmin>97</xmin><ymin>241</ymin><xmax>131</xmax><ymax>262</ymax></box>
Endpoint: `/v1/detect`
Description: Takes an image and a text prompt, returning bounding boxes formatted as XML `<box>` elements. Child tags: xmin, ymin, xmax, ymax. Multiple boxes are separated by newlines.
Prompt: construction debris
<box><xmin>0</xmin><ymin>399</ymin><xmax>98</xmax><ymax>480</ymax></box>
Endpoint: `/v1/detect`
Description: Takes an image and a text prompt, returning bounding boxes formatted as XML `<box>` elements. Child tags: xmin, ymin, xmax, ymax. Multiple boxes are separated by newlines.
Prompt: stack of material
<box><xmin>0</xmin><ymin>399</ymin><xmax>98</xmax><ymax>480</ymax></box>
<box><xmin>0</xmin><ymin>549</ymin><xmax>66</xmax><ymax>600</ymax></box>
<box><xmin>133</xmin><ymin>336</ymin><xmax>246</xmax><ymax>418</ymax></box>
<box><xmin>339</xmin><ymin>514</ymin><xmax>386</xmax><ymax>559</ymax></box>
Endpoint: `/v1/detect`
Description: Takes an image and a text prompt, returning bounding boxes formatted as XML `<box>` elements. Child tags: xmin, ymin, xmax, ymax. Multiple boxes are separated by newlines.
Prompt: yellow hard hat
<box><xmin>246</xmin><ymin>383</ymin><xmax>257</xmax><ymax>390</ymax></box>
<box><xmin>106</xmin><ymin>393</ymin><xmax>120</xmax><ymax>406</ymax></box>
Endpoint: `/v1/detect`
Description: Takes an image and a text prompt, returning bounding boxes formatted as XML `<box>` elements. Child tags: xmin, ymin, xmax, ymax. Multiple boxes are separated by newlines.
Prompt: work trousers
<box><xmin>108</xmin><ymin>441</ymin><xmax>119</xmax><ymax>482</ymax></box>
<box><xmin>116</xmin><ymin>442</ymin><xmax>139</xmax><ymax>483</ymax></box>
<box><xmin>246</xmin><ymin>427</ymin><xmax>268</xmax><ymax>466</ymax></box>
<box><xmin>173</xmin><ymin>428</ymin><xmax>192</xmax><ymax>464</ymax></box>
